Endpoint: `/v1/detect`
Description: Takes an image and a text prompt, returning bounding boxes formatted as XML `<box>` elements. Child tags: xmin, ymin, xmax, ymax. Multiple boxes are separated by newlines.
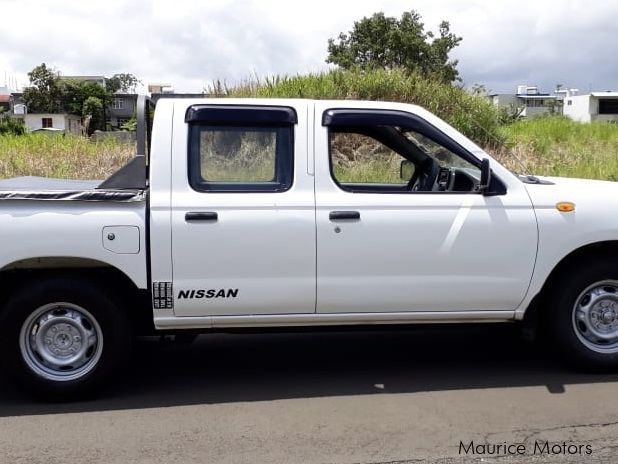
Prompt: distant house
<box><xmin>5</xmin><ymin>90</ymin><xmax>80</xmax><ymax>134</ymax></box>
<box><xmin>60</xmin><ymin>75</ymin><xmax>138</xmax><ymax>130</ymax></box>
<box><xmin>13</xmin><ymin>113</ymin><xmax>82</xmax><ymax>135</ymax></box>
<box><xmin>109</xmin><ymin>93</ymin><xmax>138</xmax><ymax>129</ymax></box>
<box><xmin>563</xmin><ymin>92</ymin><xmax>618</xmax><ymax>123</ymax></box>
<box><xmin>489</xmin><ymin>85</ymin><xmax>559</xmax><ymax>118</ymax></box>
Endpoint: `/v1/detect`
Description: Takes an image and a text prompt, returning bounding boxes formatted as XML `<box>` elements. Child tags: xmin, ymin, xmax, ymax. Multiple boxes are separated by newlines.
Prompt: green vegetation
<box><xmin>326</xmin><ymin>10</ymin><xmax>462</xmax><ymax>83</ymax></box>
<box><xmin>0</xmin><ymin>111</ymin><xmax>25</xmax><ymax>136</ymax></box>
<box><xmin>105</xmin><ymin>73</ymin><xmax>141</xmax><ymax>94</ymax></box>
<box><xmin>334</xmin><ymin>160</ymin><xmax>405</xmax><ymax>185</ymax></box>
<box><xmin>217</xmin><ymin>68</ymin><xmax>505</xmax><ymax>147</ymax></box>
<box><xmin>0</xmin><ymin>133</ymin><xmax>133</xmax><ymax>179</ymax></box>
<box><xmin>2</xmin><ymin>101</ymin><xmax>617</xmax><ymax>183</ymax></box>
<box><xmin>492</xmin><ymin>117</ymin><xmax>618</xmax><ymax>181</ymax></box>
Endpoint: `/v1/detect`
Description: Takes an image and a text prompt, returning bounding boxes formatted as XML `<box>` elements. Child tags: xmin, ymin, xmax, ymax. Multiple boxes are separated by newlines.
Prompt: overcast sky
<box><xmin>1</xmin><ymin>0</ymin><xmax>616</xmax><ymax>94</ymax></box>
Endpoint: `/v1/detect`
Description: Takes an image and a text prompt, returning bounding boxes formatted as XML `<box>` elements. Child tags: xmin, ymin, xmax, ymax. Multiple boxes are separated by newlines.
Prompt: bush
<box><xmin>0</xmin><ymin>112</ymin><xmax>26</xmax><ymax>136</ymax></box>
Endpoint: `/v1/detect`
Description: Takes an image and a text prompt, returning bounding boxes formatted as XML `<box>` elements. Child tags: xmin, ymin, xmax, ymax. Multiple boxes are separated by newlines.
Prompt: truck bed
<box><xmin>0</xmin><ymin>176</ymin><xmax>145</xmax><ymax>202</ymax></box>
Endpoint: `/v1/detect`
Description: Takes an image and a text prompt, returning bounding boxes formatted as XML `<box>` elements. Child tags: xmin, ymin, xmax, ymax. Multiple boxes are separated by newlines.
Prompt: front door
<box><xmin>171</xmin><ymin>103</ymin><xmax>316</xmax><ymax>317</ymax></box>
<box><xmin>314</xmin><ymin>104</ymin><xmax>537</xmax><ymax>314</ymax></box>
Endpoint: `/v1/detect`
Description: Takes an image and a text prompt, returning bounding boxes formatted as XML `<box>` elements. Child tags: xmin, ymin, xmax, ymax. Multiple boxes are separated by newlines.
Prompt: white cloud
<box><xmin>0</xmin><ymin>0</ymin><xmax>616</xmax><ymax>94</ymax></box>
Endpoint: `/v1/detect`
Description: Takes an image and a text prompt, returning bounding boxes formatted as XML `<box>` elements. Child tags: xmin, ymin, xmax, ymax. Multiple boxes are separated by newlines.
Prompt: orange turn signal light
<box><xmin>556</xmin><ymin>202</ymin><xmax>575</xmax><ymax>212</ymax></box>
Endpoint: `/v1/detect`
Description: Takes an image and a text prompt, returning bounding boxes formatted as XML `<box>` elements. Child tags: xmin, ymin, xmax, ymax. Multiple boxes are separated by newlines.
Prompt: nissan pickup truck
<box><xmin>1</xmin><ymin>97</ymin><xmax>618</xmax><ymax>399</ymax></box>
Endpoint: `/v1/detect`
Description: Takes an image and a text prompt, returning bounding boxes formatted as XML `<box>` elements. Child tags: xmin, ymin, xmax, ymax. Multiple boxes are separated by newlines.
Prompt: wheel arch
<box><xmin>0</xmin><ymin>257</ymin><xmax>154</xmax><ymax>334</ymax></box>
<box><xmin>524</xmin><ymin>240</ymin><xmax>618</xmax><ymax>326</ymax></box>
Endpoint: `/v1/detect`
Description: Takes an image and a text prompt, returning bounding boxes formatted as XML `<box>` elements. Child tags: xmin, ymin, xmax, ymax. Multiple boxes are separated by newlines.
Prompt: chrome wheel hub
<box><xmin>19</xmin><ymin>303</ymin><xmax>103</xmax><ymax>382</ymax></box>
<box><xmin>572</xmin><ymin>281</ymin><xmax>618</xmax><ymax>353</ymax></box>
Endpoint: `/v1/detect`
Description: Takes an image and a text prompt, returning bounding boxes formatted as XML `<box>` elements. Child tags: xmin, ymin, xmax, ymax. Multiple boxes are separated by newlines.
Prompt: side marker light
<box><xmin>556</xmin><ymin>202</ymin><xmax>575</xmax><ymax>212</ymax></box>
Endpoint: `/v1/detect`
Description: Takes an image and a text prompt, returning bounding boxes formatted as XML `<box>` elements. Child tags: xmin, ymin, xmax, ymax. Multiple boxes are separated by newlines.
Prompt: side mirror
<box><xmin>479</xmin><ymin>158</ymin><xmax>492</xmax><ymax>193</ymax></box>
<box><xmin>400</xmin><ymin>160</ymin><xmax>415</xmax><ymax>180</ymax></box>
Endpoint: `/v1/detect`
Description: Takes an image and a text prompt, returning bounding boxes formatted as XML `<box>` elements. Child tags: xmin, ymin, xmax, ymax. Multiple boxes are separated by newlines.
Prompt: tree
<box><xmin>22</xmin><ymin>64</ymin><xmax>139</xmax><ymax>133</ymax></box>
<box><xmin>82</xmin><ymin>96</ymin><xmax>104</xmax><ymax>135</ymax></box>
<box><xmin>106</xmin><ymin>73</ymin><xmax>141</xmax><ymax>93</ymax></box>
<box><xmin>326</xmin><ymin>11</ymin><xmax>462</xmax><ymax>83</ymax></box>
<box><xmin>62</xmin><ymin>80</ymin><xmax>112</xmax><ymax>119</ymax></box>
<box><xmin>22</xmin><ymin>63</ymin><xmax>64</xmax><ymax>113</ymax></box>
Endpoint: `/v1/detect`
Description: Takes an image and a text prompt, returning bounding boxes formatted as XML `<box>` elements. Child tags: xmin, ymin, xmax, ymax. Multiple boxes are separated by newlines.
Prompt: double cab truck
<box><xmin>1</xmin><ymin>97</ymin><xmax>618</xmax><ymax>399</ymax></box>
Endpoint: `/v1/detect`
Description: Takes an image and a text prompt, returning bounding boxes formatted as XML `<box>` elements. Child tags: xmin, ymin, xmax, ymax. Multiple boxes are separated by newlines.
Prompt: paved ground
<box><xmin>1</xmin><ymin>325</ymin><xmax>618</xmax><ymax>464</ymax></box>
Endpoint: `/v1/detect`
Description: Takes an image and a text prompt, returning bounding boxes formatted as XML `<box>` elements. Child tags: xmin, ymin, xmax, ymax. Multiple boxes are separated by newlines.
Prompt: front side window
<box><xmin>42</xmin><ymin>117</ymin><xmax>52</xmax><ymax>128</ymax></box>
<box><xmin>329</xmin><ymin>125</ymin><xmax>480</xmax><ymax>193</ymax></box>
<box><xmin>331</xmin><ymin>132</ymin><xmax>407</xmax><ymax>187</ymax></box>
<box><xmin>189</xmin><ymin>125</ymin><xmax>293</xmax><ymax>192</ymax></box>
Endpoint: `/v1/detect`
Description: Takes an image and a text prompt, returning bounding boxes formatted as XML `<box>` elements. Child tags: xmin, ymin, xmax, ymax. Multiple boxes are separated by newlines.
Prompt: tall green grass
<box><xmin>2</xmin><ymin>98</ymin><xmax>617</xmax><ymax>183</ymax></box>
<box><xmin>494</xmin><ymin>117</ymin><xmax>618</xmax><ymax>180</ymax></box>
<box><xmin>213</xmin><ymin>68</ymin><xmax>505</xmax><ymax>146</ymax></box>
<box><xmin>0</xmin><ymin>133</ymin><xmax>134</xmax><ymax>179</ymax></box>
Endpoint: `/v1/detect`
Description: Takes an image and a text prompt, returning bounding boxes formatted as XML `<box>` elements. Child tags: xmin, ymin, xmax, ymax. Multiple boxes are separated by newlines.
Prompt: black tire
<box><xmin>0</xmin><ymin>277</ymin><xmax>131</xmax><ymax>400</ymax></box>
<box><xmin>548</xmin><ymin>259</ymin><xmax>618</xmax><ymax>371</ymax></box>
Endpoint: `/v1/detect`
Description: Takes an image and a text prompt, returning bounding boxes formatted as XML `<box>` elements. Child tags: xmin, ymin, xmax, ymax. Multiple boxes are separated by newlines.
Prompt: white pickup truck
<box><xmin>1</xmin><ymin>97</ymin><xmax>617</xmax><ymax>399</ymax></box>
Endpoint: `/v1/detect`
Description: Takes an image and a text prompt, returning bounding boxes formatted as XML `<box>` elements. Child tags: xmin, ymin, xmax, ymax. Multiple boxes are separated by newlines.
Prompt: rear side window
<box><xmin>187</xmin><ymin>106</ymin><xmax>296</xmax><ymax>193</ymax></box>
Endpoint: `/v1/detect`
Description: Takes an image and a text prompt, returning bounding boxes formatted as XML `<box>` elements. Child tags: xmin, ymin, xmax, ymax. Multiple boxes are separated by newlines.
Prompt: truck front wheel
<box><xmin>549</xmin><ymin>260</ymin><xmax>618</xmax><ymax>370</ymax></box>
<box><xmin>0</xmin><ymin>277</ymin><xmax>131</xmax><ymax>400</ymax></box>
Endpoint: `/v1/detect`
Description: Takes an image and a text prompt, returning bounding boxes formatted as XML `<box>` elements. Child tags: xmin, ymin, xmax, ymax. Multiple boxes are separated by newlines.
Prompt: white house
<box><xmin>563</xmin><ymin>92</ymin><xmax>618</xmax><ymax>123</ymax></box>
<box><xmin>489</xmin><ymin>85</ymin><xmax>559</xmax><ymax>118</ymax></box>
<box><xmin>17</xmin><ymin>113</ymin><xmax>82</xmax><ymax>135</ymax></box>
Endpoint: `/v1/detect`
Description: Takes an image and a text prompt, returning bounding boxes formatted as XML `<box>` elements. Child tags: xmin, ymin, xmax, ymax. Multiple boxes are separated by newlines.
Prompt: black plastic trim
<box><xmin>329</xmin><ymin>211</ymin><xmax>361</xmax><ymax>220</ymax></box>
<box><xmin>97</xmin><ymin>156</ymin><xmax>147</xmax><ymax>190</ymax></box>
<box><xmin>137</xmin><ymin>95</ymin><xmax>154</xmax><ymax>159</ymax></box>
<box><xmin>518</xmin><ymin>175</ymin><xmax>555</xmax><ymax>185</ymax></box>
<box><xmin>186</xmin><ymin>105</ymin><xmax>297</xmax><ymax>126</ymax></box>
<box><xmin>185</xmin><ymin>211</ymin><xmax>218</xmax><ymax>221</ymax></box>
<box><xmin>0</xmin><ymin>189</ymin><xmax>144</xmax><ymax>202</ymax></box>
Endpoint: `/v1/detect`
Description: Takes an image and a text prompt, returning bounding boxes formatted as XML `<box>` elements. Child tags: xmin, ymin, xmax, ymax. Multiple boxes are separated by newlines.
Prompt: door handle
<box><xmin>185</xmin><ymin>212</ymin><xmax>218</xmax><ymax>222</ymax></box>
<box><xmin>329</xmin><ymin>210</ymin><xmax>361</xmax><ymax>221</ymax></box>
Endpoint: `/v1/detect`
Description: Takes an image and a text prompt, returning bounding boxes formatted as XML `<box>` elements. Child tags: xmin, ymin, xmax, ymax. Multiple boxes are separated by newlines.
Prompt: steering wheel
<box><xmin>406</xmin><ymin>159</ymin><xmax>440</xmax><ymax>192</ymax></box>
<box><xmin>422</xmin><ymin>159</ymin><xmax>440</xmax><ymax>191</ymax></box>
<box><xmin>406</xmin><ymin>166</ymin><xmax>422</xmax><ymax>191</ymax></box>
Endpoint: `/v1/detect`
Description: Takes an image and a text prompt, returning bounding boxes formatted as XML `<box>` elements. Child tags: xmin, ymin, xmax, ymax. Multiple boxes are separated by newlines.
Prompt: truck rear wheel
<box><xmin>549</xmin><ymin>260</ymin><xmax>618</xmax><ymax>370</ymax></box>
<box><xmin>0</xmin><ymin>277</ymin><xmax>131</xmax><ymax>400</ymax></box>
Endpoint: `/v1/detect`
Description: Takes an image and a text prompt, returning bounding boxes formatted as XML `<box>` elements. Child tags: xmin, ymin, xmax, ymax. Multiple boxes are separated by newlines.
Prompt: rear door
<box><xmin>170</xmin><ymin>102</ymin><xmax>316</xmax><ymax>317</ymax></box>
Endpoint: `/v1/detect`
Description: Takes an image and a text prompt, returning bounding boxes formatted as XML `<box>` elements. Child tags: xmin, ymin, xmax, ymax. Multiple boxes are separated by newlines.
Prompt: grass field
<box><xmin>1</xmin><ymin>115</ymin><xmax>617</xmax><ymax>183</ymax></box>
<box><xmin>0</xmin><ymin>133</ymin><xmax>134</xmax><ymax>180</ymax></box>
<box><xmin>490</xmin><ymin>117</ymin><xmax>618</xmax><ymax>180</ymax></box>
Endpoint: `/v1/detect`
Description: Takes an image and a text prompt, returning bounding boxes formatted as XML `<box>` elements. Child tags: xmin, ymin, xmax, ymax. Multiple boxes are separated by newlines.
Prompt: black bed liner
<box><xmin>0</xmin><ymin>176</ymin><xmax>145</xmax><ymax>202</ymax></box>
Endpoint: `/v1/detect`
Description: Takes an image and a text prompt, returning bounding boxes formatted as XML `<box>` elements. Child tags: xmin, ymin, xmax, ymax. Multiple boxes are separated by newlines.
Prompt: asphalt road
<box><xmin>1</xmin><ymin>325</ymin><xmax>618</xmax><ymax>464</ymax></box>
